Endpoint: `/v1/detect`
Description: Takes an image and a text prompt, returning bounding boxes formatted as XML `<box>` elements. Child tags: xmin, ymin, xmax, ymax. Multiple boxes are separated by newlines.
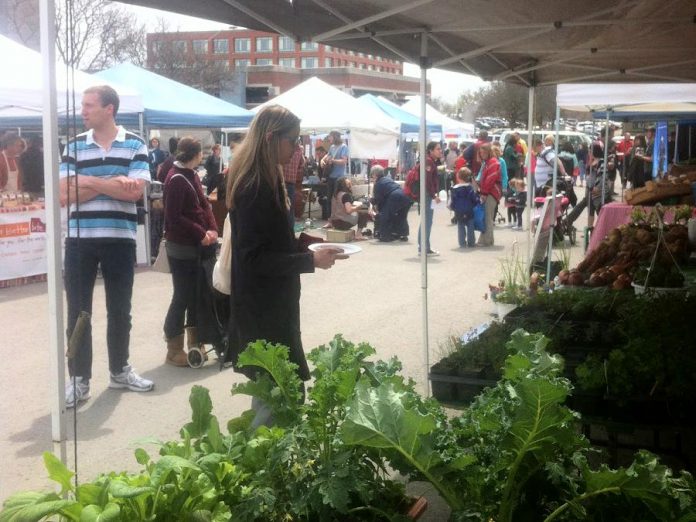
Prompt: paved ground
<box><xmin>0</xmin><ymin>195</ymin><xmax>588</xmax><ymax>518</ymax></box>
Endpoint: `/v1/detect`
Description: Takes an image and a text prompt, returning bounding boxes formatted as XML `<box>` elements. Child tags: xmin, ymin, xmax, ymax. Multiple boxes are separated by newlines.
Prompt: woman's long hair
<box><xmin>226</xmin><ymin>105</ymin><xmax>300</xmax><ymax>210</ymax></box>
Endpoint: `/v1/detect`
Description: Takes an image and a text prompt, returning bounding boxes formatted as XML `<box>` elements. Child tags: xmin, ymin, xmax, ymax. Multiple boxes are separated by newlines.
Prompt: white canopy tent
<box><xmin>401</xmin><ymin>96</ymin><xmax>475</xmax><ymax>140</ymax></box>
<box><xmin>557</xmin><ymin>83</ymin><xmax>696</xmax><ymax>116</ymax></box>
<box><xmin>0</xmin><ymin>35</ymin><xmax>143</xmax><ymax>118</ymax></box>
<box><xmin>252</xmin><ymin>76</ymin><xmax>400</xmax><ymax>161</ymax></box>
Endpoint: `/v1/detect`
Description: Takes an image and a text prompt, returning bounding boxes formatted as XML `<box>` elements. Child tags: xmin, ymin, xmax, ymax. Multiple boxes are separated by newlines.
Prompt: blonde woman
<box><xmin>225</xmin><ymin>106</ymin><xmax>346</xmax><ymax>425</ymax></box>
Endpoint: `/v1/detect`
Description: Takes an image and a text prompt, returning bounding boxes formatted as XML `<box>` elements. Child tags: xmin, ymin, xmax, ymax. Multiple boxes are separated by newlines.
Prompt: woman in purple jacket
<box><xmin>162</xmin><ymin>137</ymin><xmax>218</xmax><ymax>366</ymax></box>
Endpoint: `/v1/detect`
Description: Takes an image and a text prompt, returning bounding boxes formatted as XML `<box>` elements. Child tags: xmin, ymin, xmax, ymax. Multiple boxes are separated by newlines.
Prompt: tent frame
<box><xmin>39</xmin><ymin>0</ymin><xmax>696</xmax><ymax>453</ymax></box>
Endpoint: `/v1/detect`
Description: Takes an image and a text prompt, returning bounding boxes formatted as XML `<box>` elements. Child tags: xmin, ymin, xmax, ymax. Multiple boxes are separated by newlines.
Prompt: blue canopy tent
<box><xmin>358</xmin><ymin>93</ymin><xmax>442</xmax><ymax>136</ymax></box>
<box><xmin>94</xmin><ymin>63</ymin><xmax>253</xmax><ymax>129</ymax></box>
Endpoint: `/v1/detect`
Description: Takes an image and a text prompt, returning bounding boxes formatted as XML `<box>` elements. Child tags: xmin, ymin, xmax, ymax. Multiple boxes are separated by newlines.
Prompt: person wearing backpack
<box><xmin>463</xmin><ymin>130</ymin><xmax>488</xmax><ymax>179</ymax></box>
<box><xmin>449</xmin><ymin>167</ymin><xmax>479</xmax><ymax>248</ymax></box>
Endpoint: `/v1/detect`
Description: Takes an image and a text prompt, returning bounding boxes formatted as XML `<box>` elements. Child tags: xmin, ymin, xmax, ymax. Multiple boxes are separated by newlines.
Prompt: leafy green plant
<box><xmin>4</xmin><ymin>333</ymin><xmax>696</xmax><ymax>522</ymax></box>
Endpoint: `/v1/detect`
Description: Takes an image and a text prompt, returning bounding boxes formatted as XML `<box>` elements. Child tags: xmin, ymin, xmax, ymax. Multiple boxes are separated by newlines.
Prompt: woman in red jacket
<box><xmin>477</xmin><ymin>143</ymin><xmax>502</xmax><ymax>247</ymax></box>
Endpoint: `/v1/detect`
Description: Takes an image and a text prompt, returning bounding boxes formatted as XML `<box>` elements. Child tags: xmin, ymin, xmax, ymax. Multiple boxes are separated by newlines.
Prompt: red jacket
<box><xmin>425</xmin><ymin>156</ymin><xmax>439</xmax><ymax>198</ymax></box>
<box><xmin>479</xmin><ymin>158</ymin><xmax>502</xmax><ymax>201</ymax></box>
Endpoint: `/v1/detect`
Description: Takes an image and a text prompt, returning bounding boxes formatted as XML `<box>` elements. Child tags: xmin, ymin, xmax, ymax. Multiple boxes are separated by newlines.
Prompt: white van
<box><xmin>499</xmin><ymin>129</ymin><xmax>591</xmax><ymax>150</ymax></box>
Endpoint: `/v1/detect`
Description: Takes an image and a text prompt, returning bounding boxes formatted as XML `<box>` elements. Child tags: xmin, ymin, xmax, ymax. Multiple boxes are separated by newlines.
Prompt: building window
<box><xmin>256</xmin><ymin>58</ymin><xmax>273</xmax><ymax>65</ymax></box>
<box><xmin>192</xmin><ymin>39</ymin><xmax>208</xmax><ymax>54</ymax></box>
<box><xmin>301</xmin><ymin>57</ymin><xmax>318</xmax><ymax>68</ymax></box>
<box><xmin>152</xmin><ymin>40</ymin><xmax>164</xmax><ymax>55</ymax></box>
<box><xmin>348</xmin><ymin>50</ymin><xmax>355</xmax><ymax>56</ymax></box>
<box><xmin>279</xmin><ymin>36</ymin><xmax>294</xmax><ymax>52</ymax></box>
<box><xmin>367</xmin><ymin>64</ymin><xmax>373</xmax><ymax>70</ymax></box>
<box><xmin>235</xmin><ymin>59</ymin><xmax>250</xmax><ymax>67</ymax></box>
<box><xmin>301</xmin><ymin>41</ymin><xmax>318</xmax><ymax>51</ymax></box>
<box><xmin>324</xmin><ymin>45</ymin><xmax>332</xmax><ymax>52</ymax></box>
<box><xmin>279</xmin><ymin>57</ymin><xmax>295</xmax><ymax>67</ymax></box>
<box><xmin>324</xmin><ymin>57</ymin><xmax>332</xmax><ymax>67</ymax></box>
<box><xmin>213</xmin><ymin>39</ymin><xmax>228</xmax><ymax>54</ymax></box>
<box><xmin>256</xmin><ymin>37</ymin><xmax>273</xmax><ymax>52</ymax></box>
<box><xmin>173</xmin><ymin>40</ymin><xmax>186</xmax><ymax>54</ymax></box>
<box><xmin>235</xmin><ymin>38</ymin><xmax>250</xmax><ymax>53</ymax></box>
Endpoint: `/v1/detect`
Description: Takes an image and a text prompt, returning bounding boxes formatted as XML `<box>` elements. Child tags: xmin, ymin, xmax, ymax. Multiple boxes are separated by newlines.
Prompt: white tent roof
<box><xmin>400</xmin><ymin>96</ymin><xmax>474</xmax><ymax>139</ymax></box>
<box><xmin>557</xmin><ymin>83</ymin><xmax>696</xmax><ymax>116</ymax></box>
<box><xmin>0</xmin><ymin>35</ymin><xmax>143</xmax><ymax>117</ymax></box>
<box><xmin>252</xmin><ymin>76</ymin><xmax>399</xmax><ymax>136</ymax></box>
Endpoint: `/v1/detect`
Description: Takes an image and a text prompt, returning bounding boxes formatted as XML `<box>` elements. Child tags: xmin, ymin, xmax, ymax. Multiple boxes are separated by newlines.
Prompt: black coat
<box><xmin>227</xmin><ymin>181</ymin><xmax>314</xmax><ymax>380</ymax></box>
<box><xmin>373</xmin><ymin>176</ymin><xmax>412</xmax><ymax>240</ymax></box>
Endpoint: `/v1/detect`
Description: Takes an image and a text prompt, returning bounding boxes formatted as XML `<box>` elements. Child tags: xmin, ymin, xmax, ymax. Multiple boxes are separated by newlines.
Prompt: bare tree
<box><xmin>148</xmin><ymin>25</ymin><xmax>231</xmax><ymax>96</ymax></box>
<box><xmin>1</xmin><ymin>0</ymin><xmax>146</xmax><ymax>70</ymax></box>
<box><xmin>455</xmin><ymin>82</ymin><xmax>559</xmax><ymax>128</ymax></box>
<box><xmin>55</xmin><ymin>0</ymin><xmax>146</xmax><ymax>71</ymax></box>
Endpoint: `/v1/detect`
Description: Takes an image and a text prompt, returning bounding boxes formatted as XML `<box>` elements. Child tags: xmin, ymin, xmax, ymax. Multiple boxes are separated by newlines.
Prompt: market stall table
<box><xmin>587</xmin><ymin>202</ymin><xmax>678</xmax><ymax>254</ymax></box>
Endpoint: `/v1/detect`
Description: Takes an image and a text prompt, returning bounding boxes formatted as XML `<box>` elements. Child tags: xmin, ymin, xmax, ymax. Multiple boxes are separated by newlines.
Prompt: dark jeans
<box><xmin>286</xmin><ymin>183</ymin><xmax>296</xmax><ymax>222</ymax></box>
<box><xmin>457</xmin><ymin>216</ymin><xmax>475</xmax><ymax>247</ymax></box>
<box><xmin>163</xmin><ymin>256</ymin><xmax>199</xmax><ymax>340</ymax></box>
<box><xmin>417</xmin><ymin>201</ymin><xmax>434</xmax><ymax>252</ymax></box>
<box><xmin>65</xmin><ymin>239</ymin><xmax>135</xmax><ymax>380</ymax></box>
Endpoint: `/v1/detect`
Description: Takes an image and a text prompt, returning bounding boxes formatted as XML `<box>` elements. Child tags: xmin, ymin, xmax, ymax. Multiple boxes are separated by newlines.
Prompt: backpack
<box><xmin>559</xmin><ymin>155</ymin><xmax>575</xmax><ymax>178</ymax></box>
<box><xmin>404</xmin><ymin>163</ymin><xmax>420</xmax><ymax>200</ymax></box>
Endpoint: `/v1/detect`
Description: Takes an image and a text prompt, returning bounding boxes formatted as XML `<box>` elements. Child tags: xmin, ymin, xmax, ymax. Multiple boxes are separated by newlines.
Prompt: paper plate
<box><xmin>308</xmin><ymin>243</ymin><xmax>362</xmax><ymax>256</ymax></box>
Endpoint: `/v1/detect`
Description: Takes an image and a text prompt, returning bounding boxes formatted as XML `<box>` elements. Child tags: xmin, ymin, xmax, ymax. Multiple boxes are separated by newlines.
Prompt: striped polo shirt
<box><xmin>60</xmin><ymin>126</ymin><xmax>149</xmax><ymax>241</ymax></box>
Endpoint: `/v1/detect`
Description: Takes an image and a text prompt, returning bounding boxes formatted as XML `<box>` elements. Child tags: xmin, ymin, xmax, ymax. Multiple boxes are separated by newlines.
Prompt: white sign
<box><xmin>0</xmin><ymin>208</ymin><xmax>47</xmax><ymax>280</ymax></box>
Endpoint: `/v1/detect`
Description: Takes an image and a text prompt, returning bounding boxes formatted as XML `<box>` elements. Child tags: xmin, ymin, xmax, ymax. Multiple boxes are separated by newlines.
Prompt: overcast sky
<box><xmin>126</xmin><ymin>4</ymin><xmax>488</xmax><ymax>103</ymax></box>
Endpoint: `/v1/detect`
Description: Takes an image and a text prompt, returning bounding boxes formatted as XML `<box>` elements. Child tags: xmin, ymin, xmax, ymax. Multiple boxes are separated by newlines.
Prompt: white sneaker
<box><xmin>109</xmin><ymin>365</ymin><xmax>154</xmax><ymax>392</ymax></box>
<box><xmin>65</xmin><ymin>377</ymin><xmax>90</xmax><ymax>409</ymax></box>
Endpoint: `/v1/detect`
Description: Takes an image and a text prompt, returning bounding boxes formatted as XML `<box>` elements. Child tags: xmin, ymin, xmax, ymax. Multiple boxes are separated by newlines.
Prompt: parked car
<box><xmin>500</xmin><ymin>129</ymin><xmax>592</xmax><ymax>150</ymax></box>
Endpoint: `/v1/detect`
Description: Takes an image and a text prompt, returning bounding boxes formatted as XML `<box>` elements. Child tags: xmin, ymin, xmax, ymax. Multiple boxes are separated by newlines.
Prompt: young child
<box><xmin>449</xmin><ymin>167</ymin><xmax>479</xmax><ymax>248</ymax></box>
<box><xmin>509</xmin><ymin>176</ymin><xmax>527</xmax><ymax>230</ymax></box>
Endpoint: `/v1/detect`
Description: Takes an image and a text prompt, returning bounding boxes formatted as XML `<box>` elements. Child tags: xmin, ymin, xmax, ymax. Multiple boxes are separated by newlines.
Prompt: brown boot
<box><xmin>165</xmin><ymin>334</ymin><xmax>188</xmax><ymax>367</ymax></box>
<box><xmin>185</xmin><ymin>327</ymin><xmax>208</xmax><ymax>368</ymax></box>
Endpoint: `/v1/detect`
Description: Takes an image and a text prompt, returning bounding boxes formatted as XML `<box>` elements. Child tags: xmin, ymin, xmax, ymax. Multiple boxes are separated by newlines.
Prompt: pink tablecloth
<box><xmin>586</xmin><ymin>202</ymin><xmax>677</xmax><ymax>254</ymax></box>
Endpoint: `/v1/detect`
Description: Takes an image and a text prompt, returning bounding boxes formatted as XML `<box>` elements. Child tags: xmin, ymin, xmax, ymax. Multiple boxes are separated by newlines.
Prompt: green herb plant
<box><xmin>3</xmin><ymin>333</ymin><xmax>695</xmax><ymax>522</ymax></box>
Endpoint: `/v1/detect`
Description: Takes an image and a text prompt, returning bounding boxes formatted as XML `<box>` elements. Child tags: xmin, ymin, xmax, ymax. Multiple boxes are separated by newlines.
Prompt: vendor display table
<box><xmin>587</xmin><ymin>202</ymin><xmax>677</xmax><ymax>254</ymax></box>
<box><xmin>0</xmin><ymin>203</ymin><xmax>48</xmax><ymax>288</ymax></box>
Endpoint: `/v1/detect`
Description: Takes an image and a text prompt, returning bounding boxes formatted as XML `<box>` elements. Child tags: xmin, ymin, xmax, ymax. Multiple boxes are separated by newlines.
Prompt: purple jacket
<box><xmin>163</xmin><ymin>164</ymin><xmax>217</xmax><ymax>245</ymax></box>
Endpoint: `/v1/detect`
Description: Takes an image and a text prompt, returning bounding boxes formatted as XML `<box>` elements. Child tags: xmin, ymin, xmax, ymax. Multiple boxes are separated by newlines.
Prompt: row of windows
<box><xmin>154</xmin><ymin>36</ymin><xmax>397</xmax><ymax>64</ymax></box>
<box><xmin>236</xmin><ymin>57</ymin><xmax>398</xmax><ymax>71</ymax></box>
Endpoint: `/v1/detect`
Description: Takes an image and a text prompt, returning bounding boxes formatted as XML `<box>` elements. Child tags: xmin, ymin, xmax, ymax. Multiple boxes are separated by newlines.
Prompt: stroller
<box><xmin>534</xmin><ymin>175</ymin><xmax>577</xmax><ymax>245</ymax></box>
<box><xmin>188</xmin><ymin>252</ymin><xmax>230</xmax><ymax>368</ymax></box>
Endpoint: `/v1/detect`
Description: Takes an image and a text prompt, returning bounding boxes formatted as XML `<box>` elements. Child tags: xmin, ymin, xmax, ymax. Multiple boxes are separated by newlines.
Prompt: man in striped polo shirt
<box><xmin>60</xmin><ymin>85</ymin><xmax>154</xmax><ymax>408</ymax></box>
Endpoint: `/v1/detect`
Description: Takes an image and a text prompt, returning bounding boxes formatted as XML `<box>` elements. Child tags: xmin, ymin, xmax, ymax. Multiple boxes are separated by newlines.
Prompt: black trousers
<box><xmin>64</xmin><ymin>239</ymin><xmax>135</xmax><ymax>380</ymax></box>
<box><xmin>163</xmin><ymin>256</ymin><xmax>199</xmax><ymax>340</ymax></box>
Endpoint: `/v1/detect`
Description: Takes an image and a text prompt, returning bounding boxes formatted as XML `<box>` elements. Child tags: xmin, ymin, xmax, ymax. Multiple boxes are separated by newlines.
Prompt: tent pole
<box><xmin>690</xmin><ymin>126</ymin><xmax>692</xmax><ymax>159</ymax></box>
<box><xmin>674</xmin><ymin>123</ymin><xmax>679</xmax><ymax>164</ymax></box>
<box><xmin>139</xmin><ymin>113</ymin><xmax>151</xmax><ymax>265</ymax></box>
<box><xmin>601</xmin><ymin>111</ymin><xmax>610</xmax><ymax>205</ymax></box>
<box><xmin>40</xmin><ymin>0</ymin><xmax>67</xmax><ymax>450</ymax></box>
<box><xmin>525</xmin><ymin>86</ymin><xmax>535</xmax><ymax>269</ymax></box>
<box><xmin>419</xmin><ymin>32</ymin><xmax>430</xmax><ymax>398</ymax></box>
<box><xmin>546</xmin><ymin>105</ymin><xmax>560</xmax><ymax>280</ymax></box>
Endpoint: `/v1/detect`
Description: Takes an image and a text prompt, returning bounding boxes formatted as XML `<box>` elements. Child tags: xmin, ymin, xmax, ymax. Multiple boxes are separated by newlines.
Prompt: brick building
<box><xmin>147</xmin><ymin>28</ymin><xmax>426</xmax><ymax>107</ymax></box>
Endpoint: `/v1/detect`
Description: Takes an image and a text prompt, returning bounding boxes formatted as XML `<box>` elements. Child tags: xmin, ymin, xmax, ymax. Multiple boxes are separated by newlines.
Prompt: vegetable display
<box><xmin>561</xmin><ymin>222</ymin><xmax>690</xmax><ymax>289</ymax></box>
<box><xmin>3</xmin><ymin>333</ymin><xmax>696</xmax><ymax>521</ymax></box>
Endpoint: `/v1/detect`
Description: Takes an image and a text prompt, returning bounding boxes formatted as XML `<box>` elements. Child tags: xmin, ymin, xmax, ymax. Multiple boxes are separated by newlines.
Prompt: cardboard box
<box><xmin>326</xmin><ymin>229</ymin><xmax>355</xmax><ymax>243</ymax></box>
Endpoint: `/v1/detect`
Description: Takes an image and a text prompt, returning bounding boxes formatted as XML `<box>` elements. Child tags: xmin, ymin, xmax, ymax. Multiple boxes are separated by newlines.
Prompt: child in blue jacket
<box><xmin>449</xmin><ymin>167</ymin><xmax>479</xmax><ymax>248</ymax></box>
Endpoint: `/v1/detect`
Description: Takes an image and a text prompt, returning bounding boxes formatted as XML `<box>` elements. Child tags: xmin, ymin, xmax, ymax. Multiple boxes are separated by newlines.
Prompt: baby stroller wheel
<box><xmin>568</xmin><ymin>226</ymin><xmax>577</xmax><ymax>246</ymax></box>
<box><xmin>187</xmin><ymin>346</ymin><xmax>206</xmax><ymax>369</ymax></box>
